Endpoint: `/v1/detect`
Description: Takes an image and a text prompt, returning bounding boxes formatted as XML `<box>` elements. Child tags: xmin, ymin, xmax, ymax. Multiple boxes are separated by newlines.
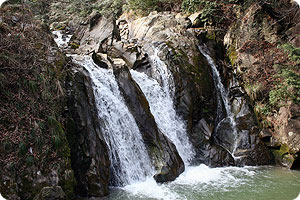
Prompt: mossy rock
<box><xmin>52</xmin><ymin>22</ymin><xmax>66</xmax><ymax>30</ymax></box>
<box><xmin>272</xmin><ymin>143</ymin><xmax>295</xmax><ymax>168</ymax></box>
<box><xmin>274</xmin><ymin>143</ymin><xmax>290</xmax><ymax>156</ymax></box>
<box><xmin>59</xmin><ymin>169</ymin><xmax>76</xmax><ymax>200</ymax></box>
<box><xmin>227</xmin><ymin>46</ymin><xmax>238</xmax><ymax>66</ymax></box>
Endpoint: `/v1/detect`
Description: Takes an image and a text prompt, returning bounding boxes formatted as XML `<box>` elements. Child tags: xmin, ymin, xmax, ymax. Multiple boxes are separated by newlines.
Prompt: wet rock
<box><xmin>114</xmin><ymin>66</ymin><xmax>184</xmax><ymax>183</ymax></box>
<box><xmin>208</xmin><ymin>144</ymin><xmax>235</xmax><ymax>167</ymax></box>
<box><xmin>132</xmin><ymin>55</ymin><xmax>151</xmax><ymax>71</ymax></box>
<box><xmin>66</xmin><ymin>67</ymin><xmax>110</xmax><ymax>197</ymax></box>
<box><xmin>213</xmin><ymin>118</ymin><xmax>236</xmax><ymax>153</ymax></box>
<box><xmin>92</xmin><ymin>52</ymin><xmax>109</xmax><ymax>69</ymax></box>
<box><xmin>89</xmin><ymin>12</ymin><xmax>101</xmax><ymax>30</ymax></box>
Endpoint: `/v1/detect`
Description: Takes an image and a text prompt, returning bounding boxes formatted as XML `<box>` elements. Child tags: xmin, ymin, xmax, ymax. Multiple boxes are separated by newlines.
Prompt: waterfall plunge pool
<box><xmin>79</xmin><ymin>165</ymin><xmax>300</xmax><ymax>200</ymax></box>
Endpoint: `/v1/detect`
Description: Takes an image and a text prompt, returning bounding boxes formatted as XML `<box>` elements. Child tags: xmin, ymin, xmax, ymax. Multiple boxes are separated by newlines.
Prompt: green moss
<box><xmin>70</xmin><ymin>42</ymin><xmax>80</xmax><ymax>49</ymax></box>
<box><xmin>273</xmin><ymin>144</ymin><xmax>290</xmax><ymax>158</ymax></box>
<box><xmin>245</xmin><ymin>83</ymin><xmax>263</xmax><ymax>101</ymax></box>
<box><xmin>55</xmin><ymin>24</ymin><xmax>66</xmax><ymax>31</ymax></box>
<box><xmin>60</xmin><ymin>170</ymin><xmax>76</xmax><ymax>200</ymax></box>
<box><xmin>206</xmin><ymin>32</ymin><xmax>216</xmax><ymax>41</ymax></box>
<box><xmin>280</xmin><ymin>43</ymin><xmax>300</xmax><ymax>63</ymax></box>
<box><xmin>227</xmin><ymin>46</ymin><xmax>238</xmax><ymax>66</ymax></box>
<box><xmin>26</xmin><ymin>156</ymin><xmax>35</xmax><ymax>167</ymax></box>
<box><xmin>191</xmin><ymin>51</ymin><xmax>213</xmax><ymax>91</ymax></box>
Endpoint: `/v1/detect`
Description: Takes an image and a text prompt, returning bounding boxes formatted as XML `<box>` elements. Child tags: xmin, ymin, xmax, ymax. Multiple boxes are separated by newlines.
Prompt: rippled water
<box><xmin>85</xmin><ymin>166</ymin><xmax>300</xmax><ymax>200</ymax></box>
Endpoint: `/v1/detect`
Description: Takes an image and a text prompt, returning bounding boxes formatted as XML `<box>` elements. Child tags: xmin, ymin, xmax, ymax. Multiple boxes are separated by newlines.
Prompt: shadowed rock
<box><xmin>66</xmin><ymin>67</ymin><xmax>110</xmax><ymax>197</ymax></box>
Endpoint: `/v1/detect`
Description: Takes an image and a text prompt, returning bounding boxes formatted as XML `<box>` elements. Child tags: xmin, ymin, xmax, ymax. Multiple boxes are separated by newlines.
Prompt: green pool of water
<box><xmin>86</xmin><ymin>165</ymin><xmax>300</xmax><ymax>200</ymax></box>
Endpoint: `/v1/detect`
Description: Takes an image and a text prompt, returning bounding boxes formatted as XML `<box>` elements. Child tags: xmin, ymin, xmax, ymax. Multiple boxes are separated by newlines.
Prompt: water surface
<box><xmin>88</xmin><ymin>165</ymin><xmax>300</xmax><ymax>200</ymax></box>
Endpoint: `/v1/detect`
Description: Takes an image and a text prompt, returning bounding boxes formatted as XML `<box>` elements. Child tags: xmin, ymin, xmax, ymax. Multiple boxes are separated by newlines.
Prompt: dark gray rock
<box><xmin>113</xmin><ymin>66</ymin><xmax>184</xmax><ymax>183</ymax></box>
<box><xmin>66</xmin><ymin>67</ymin><xmax>110</xmax><ymax>197</ymax></box>
<box><xmin>92</xmin><ymin>52</ymin><xmax>109</xmax><ymax>69</ymax></box>
<box><xmin>213</xmin><ymin>118</ymin><xmax>236</xmax><ymax>153</ymax></box>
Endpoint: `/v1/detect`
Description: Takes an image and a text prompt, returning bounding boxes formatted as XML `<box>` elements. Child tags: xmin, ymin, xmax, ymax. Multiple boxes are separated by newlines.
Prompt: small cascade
<box><xmin>130</xmin><ymin>48</ymin><xmax>195</xmax><ymax>165</ymax></box>
<box><xmin>53</xmin><ymin>30</ymin><xmax>72</xmax><ymax>48</ymax></box>
<box><xmin>198</xmin><ymin>45</ymin><xmax>240</xmax><ymax>159</ymax></box>
<box><xmin>71</xmin><ymin>56</ymin><xmax>154</xmax><ymax>186</ymax></box>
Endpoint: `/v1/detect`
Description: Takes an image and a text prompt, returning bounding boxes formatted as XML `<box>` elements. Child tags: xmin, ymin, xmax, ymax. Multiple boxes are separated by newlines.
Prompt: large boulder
<box><xmin>66</xmin><ymin>67</ymin><xmax>110</xmax><ymax>197</ymax></box>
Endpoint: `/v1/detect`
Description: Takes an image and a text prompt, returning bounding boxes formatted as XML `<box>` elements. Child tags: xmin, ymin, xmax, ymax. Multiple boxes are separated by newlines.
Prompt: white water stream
<box><xmin>131</xmin><ymin>48</ymin><xmax>195</xmax><ymax>165</ymax></box>
<box><xmin>198</xmin><ymin>45</ymin><xmax>240</xmax><ymax>159</ymax></box>
<box><xmin>53</xmin><ymin>30</ymin><xmax>72</xmax><ymax>48</ymax></box>
<box><xmin>106</xmin><ymin>165</ymin><xmax>300</xmax><ymax>200</ymax></box>
<box><xmin>71</xmin><ymin>56</ymin><xmax>154</xmax><ymax>186</ymax></box>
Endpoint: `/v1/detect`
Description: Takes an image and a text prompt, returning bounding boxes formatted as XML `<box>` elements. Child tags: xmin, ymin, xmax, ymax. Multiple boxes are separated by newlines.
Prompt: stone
<box><xmin>33</xmin><ymin>186</ymin><xmax>65</xmax><ymax>200</ymax></box>
<box><xmin>66</xmin><ymin>67</ymin><xmax>110</xmax><ymax>197</ymax></box>
<box><xmin>272</xmin><ymin>102</ymin><xmax>300</xmax><ymax>168</ymax></box>
<box><xmin>77</xmin><ymin>15</ymin><xmax>118</xmax><ymax>54</ymax></box>
<box><xmin>92</xmin><ymin>52</ymin><xmax>109</xmax><ymax>69</ymax></box>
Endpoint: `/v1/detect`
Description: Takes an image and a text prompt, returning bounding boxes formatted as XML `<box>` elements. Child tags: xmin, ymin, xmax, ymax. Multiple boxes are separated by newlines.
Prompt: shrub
<box><xmin>181</xmin><ymin>0</ymin><xmax>201</xmax><ymax>13</ymax></box>
<box><xmin>18</xmin><ymin>141</ymin><xmax>27</xmax><ymax>156</ymax></box>
<box><xmin>269</xmin><ymin>69</ymin><xmax>300</xmax><ymax>107</ymax></box>
<box><xmin>127</xmin><ymin>0</ymin><xmax>159</xmax><ymax>14</ymax></box>
<box><xmin>26</xmin><ymin>156</ymin><xmax>35</xmax><ymax>167</ymax></box>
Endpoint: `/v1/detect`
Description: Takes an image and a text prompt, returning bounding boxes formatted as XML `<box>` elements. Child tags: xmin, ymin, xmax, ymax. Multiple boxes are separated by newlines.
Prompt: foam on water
<box><xmin>122</xmin><ymin>165</ymin><xmax>257</xmax><ymax>200</ymax></box>
<box><xmin>0</xmin><ymin>193</ymin><xmax>6</xmax><ymax>200</ymax></box>
<box><xmin>124</xmin><ymin>177</ymin><xmax>179</xmax><ymax>200</ymax></box>
<box><xmin>174</xmin><ymin>165</ymin><xmax>255</xmax><ymax>188</ymax></box>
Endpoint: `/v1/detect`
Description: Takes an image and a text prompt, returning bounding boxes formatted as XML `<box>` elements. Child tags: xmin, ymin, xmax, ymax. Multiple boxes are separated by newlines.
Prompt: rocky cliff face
<box><xmin>223</xmin><ymin>0</ymin><xmax>300</xmax><ymax>168</ymax></box>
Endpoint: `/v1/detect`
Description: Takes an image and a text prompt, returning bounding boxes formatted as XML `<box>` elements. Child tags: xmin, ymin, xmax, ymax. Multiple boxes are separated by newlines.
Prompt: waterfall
<box><xmin>53</xmin><ymin>30</ymin><xmax>72</xmax><ymax>48</ymax></box>
<box><xmin>71</xmin><ymin>55</ymin><xmax>154</xmax><ymax>186</ymax></box>
<box><xmin>198</xmin><ymin>45</ymin><xmax>240</xmax><ymax>159</ymax></box>
<box><xmin>130</xmin><ymin>48</ymin><xmax>195</xmax><ymax>165</ymax></box>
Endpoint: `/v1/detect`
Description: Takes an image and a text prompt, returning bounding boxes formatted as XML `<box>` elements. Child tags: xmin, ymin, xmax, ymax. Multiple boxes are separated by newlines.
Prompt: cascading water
<box><xmin>71</xmin><ymin>56</ymin><xmax>154</xmax><ymax>186</ymax></box>
<box><xmin>53</xmin><ymin>30</ymin><xmax>72</xmax><ymax>48</ymax></box>
<box><xmin>198</xmin><ymin>45</ymin><xmax>240</xmax><ymax>159</ymax></box>
<box><xmin>130</xmin><ymin>47</ymin><xmax>195</xmax><ymax>165</ymax></box>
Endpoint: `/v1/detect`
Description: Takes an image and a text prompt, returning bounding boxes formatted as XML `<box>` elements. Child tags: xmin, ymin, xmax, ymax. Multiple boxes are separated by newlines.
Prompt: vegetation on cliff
<box><xmin>0</xmin><ymin>3</ymin><xmax>75</xmax><ymax>199</ymax></box>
